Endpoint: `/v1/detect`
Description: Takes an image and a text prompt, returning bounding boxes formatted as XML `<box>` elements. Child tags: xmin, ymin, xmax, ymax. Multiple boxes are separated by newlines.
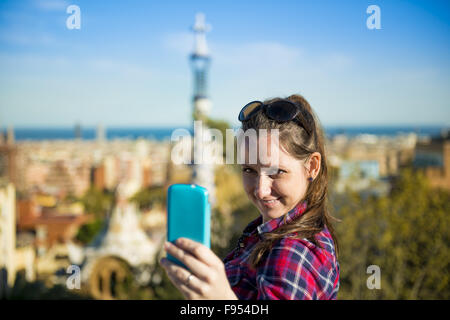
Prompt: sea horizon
<box><xmin>2</xmin><ymin>124</ymin><xmax>448</xmax><ymax>142</ymax></box>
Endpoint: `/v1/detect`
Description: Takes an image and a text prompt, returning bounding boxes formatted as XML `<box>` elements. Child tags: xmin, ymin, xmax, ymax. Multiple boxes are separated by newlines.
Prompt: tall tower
<box><xmin>190</xmin><ymin>13</ymin><xmax>215</xmax><ymax>205</ymax></box>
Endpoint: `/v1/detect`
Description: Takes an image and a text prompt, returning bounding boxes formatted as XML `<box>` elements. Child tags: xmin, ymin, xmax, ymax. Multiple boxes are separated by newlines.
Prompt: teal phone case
<box><xmin>167</xmin><ymin>184</ymin><xmax>211</xmax><ymax>269</ymax></box>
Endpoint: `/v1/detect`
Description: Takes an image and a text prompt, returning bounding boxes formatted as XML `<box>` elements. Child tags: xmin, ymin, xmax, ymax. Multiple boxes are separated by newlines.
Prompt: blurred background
<box><xmin>0</xmin><ymin>0</ymin><xmax>449</xmax><ymax>300</ymax></box>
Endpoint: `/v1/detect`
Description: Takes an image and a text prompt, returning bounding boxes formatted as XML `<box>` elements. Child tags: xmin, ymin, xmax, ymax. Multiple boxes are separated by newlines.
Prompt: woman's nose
<box><xmin>254</xmin><ymin>175</ymin><xmax>272</xmax><ymax>199</ymax></box>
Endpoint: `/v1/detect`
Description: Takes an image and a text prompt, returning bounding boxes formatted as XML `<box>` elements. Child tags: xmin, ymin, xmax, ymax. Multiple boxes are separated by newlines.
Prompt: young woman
<box><xmin>160</xmin><ymin>94</ymin><xmax>340</xmax><ymax>300</ymax></box>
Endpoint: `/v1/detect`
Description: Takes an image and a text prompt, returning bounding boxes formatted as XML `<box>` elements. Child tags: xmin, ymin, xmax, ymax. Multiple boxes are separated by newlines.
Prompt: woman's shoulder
<box><xmin>313</xmin><ymin>226</ymin><xmax>338</xmax><ymax>260</ymax></box>
<box><xmin>267</xmin><ymin>227</ymin><xmax>338</xmax><ymax>269</ymax></box>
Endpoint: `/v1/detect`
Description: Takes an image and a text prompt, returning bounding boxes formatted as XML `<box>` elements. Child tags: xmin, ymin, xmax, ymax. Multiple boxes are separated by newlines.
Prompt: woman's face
<box><xmin>241</xmin><ymin>133</ymin><xmax>319</xmax><ymax>223</ymax></box>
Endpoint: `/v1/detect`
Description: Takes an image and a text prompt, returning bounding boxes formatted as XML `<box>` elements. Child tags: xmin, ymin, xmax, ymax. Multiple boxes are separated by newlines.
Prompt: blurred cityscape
<box><xmin>1</xmin><ymin>122</ymin><xmax>449</xmax><ymax>299</ymax></box>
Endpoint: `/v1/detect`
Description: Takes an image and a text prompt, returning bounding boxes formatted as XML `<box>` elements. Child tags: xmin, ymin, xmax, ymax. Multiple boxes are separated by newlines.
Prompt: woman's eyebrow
<box><xmin>241</xmin><ymin>163</ymin><xmax>257</xmax><ymax>168</ymax></box>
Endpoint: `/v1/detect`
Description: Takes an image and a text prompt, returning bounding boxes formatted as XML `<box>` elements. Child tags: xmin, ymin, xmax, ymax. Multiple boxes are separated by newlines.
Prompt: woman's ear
<box><xmin>305</xmin><ymin>152</ymin><xmax>321</xmax><ymax>180</ymax></box>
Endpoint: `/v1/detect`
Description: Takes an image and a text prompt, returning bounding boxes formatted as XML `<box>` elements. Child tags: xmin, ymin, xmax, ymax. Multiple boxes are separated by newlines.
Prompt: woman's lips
<box><xmin>259</xmin><ymin>197</ymin><xmax>281</xmax><ymax>208</ymax></box>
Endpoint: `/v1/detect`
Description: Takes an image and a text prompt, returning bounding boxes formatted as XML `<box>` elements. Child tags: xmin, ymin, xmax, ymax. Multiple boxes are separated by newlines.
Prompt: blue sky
<box><xmin>0</xmin><ymin>0</ymin><xmax>449</xmax><ymax>128</ymax></box>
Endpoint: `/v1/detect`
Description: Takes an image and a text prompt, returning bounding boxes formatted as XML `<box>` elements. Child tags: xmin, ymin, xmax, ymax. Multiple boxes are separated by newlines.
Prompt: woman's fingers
<box><xmin>164</xmin><ymin>242</ymin><xmax>212</xmax><ymax>282</ymax></box>
<box><xmin>161</xmin><ymin>242</ymin><xmax>238</xmax><ymax>300</ymax></box>
<box><xmin>174</xmin><ymin>238</ymin><xmax>223</xmax><ymax>267</ymax></box>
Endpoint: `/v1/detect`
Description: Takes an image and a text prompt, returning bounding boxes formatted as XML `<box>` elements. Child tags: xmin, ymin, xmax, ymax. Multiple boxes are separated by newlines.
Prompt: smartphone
<box><xmin>166</xmin><ymin>183</ymin><xmax>211</xmax><ymax>269</ymax></box>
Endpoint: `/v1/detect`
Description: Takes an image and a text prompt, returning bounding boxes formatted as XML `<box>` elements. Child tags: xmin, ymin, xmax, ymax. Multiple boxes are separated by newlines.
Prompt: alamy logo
<box><xmin>366</xmin><ymin>5</ymin><xmax>381</xmax><ymax>30</ymax></box>
<box><xmin>170</xmin><ymin>121</ymin><xmax>281</xmax><ymax>174</ymax></box>
<box><xmin>66</xmin><ymin>265</ymin><xmax>81</xmax><ymax>289</ymax></box>
<box><xmin>366</xmin><ymin>265</ymin><xmax>381</xmax><ymax>289</ymax></box>
<box><xmin>66</xmin><ymin>5</ymin><xmax>81</xmax><ymax>30</ymax></box>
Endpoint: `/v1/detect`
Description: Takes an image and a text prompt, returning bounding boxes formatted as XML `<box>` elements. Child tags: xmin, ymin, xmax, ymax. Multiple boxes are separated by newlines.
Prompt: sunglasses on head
<box><xmin>238</xmin><ymin>99</ymin><xmax>314</xmax><ymax>135</ymax></box>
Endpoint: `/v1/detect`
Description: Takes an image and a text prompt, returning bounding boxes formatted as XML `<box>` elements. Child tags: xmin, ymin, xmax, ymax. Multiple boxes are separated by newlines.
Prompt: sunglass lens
<box><xmin>239</xmin><ymin>101</ymin><xmax>262</xmax><ymax>121</ymax></box>
<box><xmin>266</xmin><ymin>101</ymin><xmax>298</xmax><ymax>121</ymax></box>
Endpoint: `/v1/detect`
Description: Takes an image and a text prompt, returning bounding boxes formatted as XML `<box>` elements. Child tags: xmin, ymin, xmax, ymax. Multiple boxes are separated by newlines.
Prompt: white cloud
<box><xmin>34</xmin><ymin>0</ymin><xmax>69</xmax><ymax>11</ymax></box>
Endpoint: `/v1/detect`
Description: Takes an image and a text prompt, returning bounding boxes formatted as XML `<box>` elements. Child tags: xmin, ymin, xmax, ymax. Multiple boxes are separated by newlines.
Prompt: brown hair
<box><xmin>241</xmin><ymin>94</ymin><xmax>339</xmax><ymax>269</ymax></box>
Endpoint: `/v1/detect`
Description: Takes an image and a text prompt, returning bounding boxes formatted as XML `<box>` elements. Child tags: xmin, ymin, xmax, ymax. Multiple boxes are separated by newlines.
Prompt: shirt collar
<box><xmin>242</xmin><ymin>201</ymin><xmax>308</xmax><ymax>240</ymax></box>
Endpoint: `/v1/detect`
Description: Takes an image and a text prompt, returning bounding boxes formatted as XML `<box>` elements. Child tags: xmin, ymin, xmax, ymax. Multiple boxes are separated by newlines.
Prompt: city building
<box><xmin>327</xmin><ymin>133</ymin><xmax>417</xmax><ymax>195</ymax></box>
<box><xmin>414</xmin><ymin>131</ymin><xmax>450</xmax><ymax>191</ymax></box>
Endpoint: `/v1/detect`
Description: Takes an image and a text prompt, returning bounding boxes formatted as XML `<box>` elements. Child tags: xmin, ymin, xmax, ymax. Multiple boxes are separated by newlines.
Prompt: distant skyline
<box><xmin>0</xmin><ymin>0</ymin><xmax>449</xmax><ymax>128</ymax></box>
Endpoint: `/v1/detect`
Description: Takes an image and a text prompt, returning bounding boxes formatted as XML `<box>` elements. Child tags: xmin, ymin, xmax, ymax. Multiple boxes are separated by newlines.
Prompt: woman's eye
<box><xmin>242</xmin><ymin>167</ymin><xmax>255</xmax><ymax>174</ymax></box>
<box><xmin>270</xmin><ymin>169</ymin><xmax>287</xmax><ymax>177</ymax></box>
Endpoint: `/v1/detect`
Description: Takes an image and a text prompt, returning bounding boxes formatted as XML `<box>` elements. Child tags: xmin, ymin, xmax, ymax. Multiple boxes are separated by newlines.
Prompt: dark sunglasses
<box><xmin>238</xmin><ymin>99</ymin><xmax>314</xmax><ymax>135</ymax></box>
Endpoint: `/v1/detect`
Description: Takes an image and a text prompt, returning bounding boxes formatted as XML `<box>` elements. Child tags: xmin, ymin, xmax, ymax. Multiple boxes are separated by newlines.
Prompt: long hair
<box><xmin>241</xmin><ymin>94</ymin><xmax>339</xmax><ymax>269</ymax></box>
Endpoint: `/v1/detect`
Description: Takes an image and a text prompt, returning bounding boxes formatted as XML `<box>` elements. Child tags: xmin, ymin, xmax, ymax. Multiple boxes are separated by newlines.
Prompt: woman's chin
<box><xmin>259</xmin><ymin>205</ymin><xmax>286</xmax><ymax>221</ymax></box>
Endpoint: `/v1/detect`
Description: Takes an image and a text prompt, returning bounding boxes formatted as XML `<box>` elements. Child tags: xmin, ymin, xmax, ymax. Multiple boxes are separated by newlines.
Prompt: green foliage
<box><xmin>334</xmin><ymin>168</ymin><xmax>450</xmax><ymax>299</ymax></box>
<box><xmin>106</xmin><ymin>263</ymin><xmax>154</xmax><ymax>300</ymax></box>
<box><xmin>213</xmin><ymin>201</ymin><xmax>259</xmax><ymax>260</ymax></box>
<box><xmin>79</xmin><ymin>187</ymin><xmax>115</xmax><ymax>219</ymax></box>
<box><xmin>205</xmin><ymin>118</ymin><xmax>231</xmax><ymax>137</ymax></box>
<box><xmin>115</xmin><ymin>275</ymin><xmax>153</xmax><ymax>300</ymax></box>
<box><xmin>205</xmin><ymin>117</ymin><xmax>233</xmax><ymax>160</ymax></box>
<box><xmin>74</xmin><ymin>187</ymin><xmax>114</xmax><ymax>245</ymax></box>
<box><xmin>75</xmin><ymin>218</ymin><xmax>105</xmax><ymax>245</ymax></box>
<box><xmin>6</xmin><ymin>271</ymin><xmax>91</xmax><ymax>300</ymax></box>
<box><xmin>148</xmin><ymin>244</ymin><xmax>185</xmax><ymax>300</ymax></box>
<box><xmin>64</xmin><ymin>192</ymin><xmax>78</xmax><ymax>204</ymax></box>
<box><xmin>129</xmin><ymin>185</ymin><xmax>166</xmax><ymax>211</ymax></box>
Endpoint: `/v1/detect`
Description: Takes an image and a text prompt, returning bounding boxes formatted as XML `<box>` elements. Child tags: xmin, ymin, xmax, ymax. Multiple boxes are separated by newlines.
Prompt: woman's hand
<box><xmin>160</xmin><ymin>237</ymin><xmax>238</xmax><ymax>300</ymax></box>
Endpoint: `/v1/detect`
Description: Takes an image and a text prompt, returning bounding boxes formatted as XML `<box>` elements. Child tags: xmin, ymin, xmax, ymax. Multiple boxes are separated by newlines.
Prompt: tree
<box><xmin>75</xmin><ymin>218</ymin><xmax>104</xmax><ymax>245</ymax></box>
<box><xmin>74</xmin><ymin>187</ymin><xmax>115</xmax><ymax>245</ymax></box>
<box><xmin>79</xmin><ymin>187</ymin><xmax>115</xmax><ymax>219</ymax></box>
<box><xmin>129</xmin><ymin>185</ymin><xmax>166</xmax><ymax>211</ymax></box>
<box><xmin>333</xmin><ymin>168</ymin><xmax>450</xmax><ymax>299</ymax></box>
<box><xmin>6</xmin><ymin>271</ymin><xmax>91</xmax><ymax>300</ymax></box>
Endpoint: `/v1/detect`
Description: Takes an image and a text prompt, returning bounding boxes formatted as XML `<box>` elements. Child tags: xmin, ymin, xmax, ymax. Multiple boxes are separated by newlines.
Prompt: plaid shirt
<box><xmin>223</xmin><ymin>201</ymin><xmax>340</xmax><ymax>300</ymax></box>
